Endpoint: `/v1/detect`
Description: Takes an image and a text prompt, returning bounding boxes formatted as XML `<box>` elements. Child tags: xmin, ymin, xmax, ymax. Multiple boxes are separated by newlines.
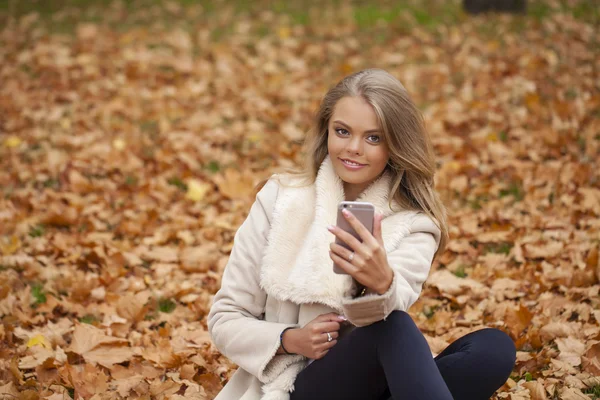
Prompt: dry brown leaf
<box><xmin>180</xmin><ymin>244</ymin><xmax>219</xmax><ymax>273</ymax></box>
<box><xmin>19</xmin><ymin>346</ymin><xmax>55</xmax><ymax>369</ymax></box>
<box><xmin>581</xmin><ymin>341</ymin><xmax>600</xmax><ymax>375</ymax></box>
<box><xmin>44</xmin><ymin>392</ymin><xmax>73</xmax><ymax>400</ymax></box>
<box><xmin>559</xmin><ymin>387</ymin><xmax>589</xmax><ymax>400</ymax></box>
<box><xmin>0</xmin><ymin>381</ymin><xmax>20</xmax><ymax>397</ymax></box>
<box><xmin>68</xmin><ymin>323</ymin><xmax>128</xmax><ymax>355</ymax></box>
<box><xmin>143</xmin><ymin>246</ymin><xmax>179</xmax><ymax>263</ymax></box>
<box><xmin>426</xmin><ymin>270</ymin><xmax>489</xmax><ymax>297</ymax></box>
<box><xmin>197</xmin><ymin>373</ymin><xmax>223</xmax><ymax>398</ymax></box>
<box><xmin>539</xmin><ymin>321</ymin><xmax>580</xmax><ymax>341</ymax></box>
<box><xmin>525</xmin><ymin>242</ymin><xmax>564</xmax><ymax>259</ymax></box>
<box><xmin>111</xmin><ymin>375</ymin><xmax>147</xmax><ymax>397</ymax></box>
<box><xmin>555</xmin><ymin>337</ymin><xmax>585</xmax><ymax>367</ymax></box>
<box><xmin>213</xmin><ymin>169</ymin><xmax>257</xmax><ymax>200</ymax></box>
<box><xmin>116</xmin><ymin>290</ymin><xmax>151</xmax><ymax>322</ymax></box>
<box><xmin>149</xmin><ymin>378</ymin><xmax>181</xmax><ymax>397</ymax></box>
<box><xmin>60</xmin><ymin>363</ymin><xmax>109</xmax><ymax>399</ymax></box>
<box><xmin>139</xmin><ymin>337</ymin><xmax>181</xmax><ymax>368</ymax></box>
<box><xmin>83</xmin><ymin>344</ymin><xmax>135</xmax><ymax>369</ymax></box>
<box><xmin>504</xmin><ymin>304</ymin><xmax>533</xmax><ymax>339</ymax></box>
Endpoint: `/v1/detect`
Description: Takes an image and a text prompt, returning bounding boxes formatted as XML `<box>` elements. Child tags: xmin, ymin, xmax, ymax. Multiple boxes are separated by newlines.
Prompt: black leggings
<box><xmin>291</xmin><ymin>311</ymin><xmax>516</xmax><ymax>400</ymax></box>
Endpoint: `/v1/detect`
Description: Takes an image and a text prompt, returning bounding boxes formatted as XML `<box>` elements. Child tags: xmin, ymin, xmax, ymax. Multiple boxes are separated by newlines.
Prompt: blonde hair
<box><xmin>257</xmin><ymin>68</ymin><xmax>448</xmax><ymax>257</ymax></box>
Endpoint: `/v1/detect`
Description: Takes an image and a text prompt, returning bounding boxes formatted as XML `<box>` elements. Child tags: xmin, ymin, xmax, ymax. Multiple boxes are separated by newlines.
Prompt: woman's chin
<box><xmin>337</xmin><ymin>171</ymin><xmax>369</xmax><ymax>185</ymax></box>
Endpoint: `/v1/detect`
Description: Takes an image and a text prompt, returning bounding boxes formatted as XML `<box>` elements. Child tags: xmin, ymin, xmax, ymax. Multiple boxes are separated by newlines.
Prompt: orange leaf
<box><xmin>504</xmin><ymin>304</ymin><xmax>532</xmax><ymax>339</ymax></box>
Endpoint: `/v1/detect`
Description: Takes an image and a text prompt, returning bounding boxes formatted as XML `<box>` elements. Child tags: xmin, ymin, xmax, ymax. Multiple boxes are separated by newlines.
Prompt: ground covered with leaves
<box><xmin>0</xmin><ymin>0</ymin><xmax>599</xmax><ymax>399</ymax></box>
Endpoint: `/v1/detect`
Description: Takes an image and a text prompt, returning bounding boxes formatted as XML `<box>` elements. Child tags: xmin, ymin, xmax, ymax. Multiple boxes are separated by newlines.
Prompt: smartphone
<box><xmin>333</xmin><ymin>201</ymin><xmax>375</xmax><ymax>274</ymax></box>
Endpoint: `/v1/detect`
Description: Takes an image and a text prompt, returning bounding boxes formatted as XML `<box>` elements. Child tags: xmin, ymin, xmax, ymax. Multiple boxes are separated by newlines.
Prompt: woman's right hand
<box><xmin>283</xmin><ymin>313</ymin><xmax>346</xmax><ymax>359</ymax></box>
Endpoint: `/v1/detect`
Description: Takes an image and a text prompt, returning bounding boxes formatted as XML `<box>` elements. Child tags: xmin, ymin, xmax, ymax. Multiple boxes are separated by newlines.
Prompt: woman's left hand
<box><xmin>327</xmin><ymin>209</ymin><xmax>394</xmax><ymax>295</ymax></box>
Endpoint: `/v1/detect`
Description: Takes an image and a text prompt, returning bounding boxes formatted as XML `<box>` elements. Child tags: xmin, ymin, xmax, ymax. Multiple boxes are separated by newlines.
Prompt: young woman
<box><xmin>208</xmin><ymin>69</ymin><xmax>516</xmax><ymax>400</ymax></box>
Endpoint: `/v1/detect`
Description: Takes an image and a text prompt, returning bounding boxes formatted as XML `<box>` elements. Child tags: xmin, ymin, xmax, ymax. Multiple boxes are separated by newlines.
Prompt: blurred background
<box><xmin>0</xmin><ymin>1</ymin><xmax>599</xmax><ymax>399</ymax></box>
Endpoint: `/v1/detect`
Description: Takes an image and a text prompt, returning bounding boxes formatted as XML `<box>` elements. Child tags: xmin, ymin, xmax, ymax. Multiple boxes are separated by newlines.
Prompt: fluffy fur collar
<box><xmin>260</xmin><ymin>155</ymin><xmax>417</xmax><ymax>311</ymax></box>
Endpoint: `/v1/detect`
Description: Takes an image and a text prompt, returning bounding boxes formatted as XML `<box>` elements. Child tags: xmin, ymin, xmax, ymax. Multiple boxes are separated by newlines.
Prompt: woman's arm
<box><xmin>340</xmin><ymin>214</ymin><xmax>441</xmax><ymax>327</ymax></box>
<box><xmin>207</xmin><ymin>179</ymin><xmax>304</xmax><ymax>383</ymax></box>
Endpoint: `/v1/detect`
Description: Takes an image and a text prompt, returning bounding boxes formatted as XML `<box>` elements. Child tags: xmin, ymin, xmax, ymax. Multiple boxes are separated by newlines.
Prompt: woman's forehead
<box><xmin>331</xmin><ymin>97</ymin><xmax>380</xmax><ymax>131</ymax></box>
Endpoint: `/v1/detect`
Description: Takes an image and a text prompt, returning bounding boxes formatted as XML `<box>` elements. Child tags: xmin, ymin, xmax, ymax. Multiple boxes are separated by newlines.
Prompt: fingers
<box><xmin>317</xmin><ymin>313</ymin><xmax>346</xmax><ymax>323</ymax></box>
<box><xmin>328</xmin><ymin>224</ymin><xmax>363</xmax><ymax>253</ymax></box>
<box><xmin>330</xmin><ymin>242</ymin><xmax>362</xmax><ymax>264</ymax></box>
<box><xmin>329</xmin><ymin>250</ymin><xmax>358</xmax><ymax>276</ymax></box>
<box><xmin>318</xmin><ymin>330</ymin><xmax>339</xmax><ymax>344</ymax></box>
<box><xmin>309</xmin><ymin>321</ymin><xmax>340</xmax><ymax>344</ymax></box>
<box><xmin>320</xmin><ymin>321</ymin><xmax>341</xmax><ymax>331</ymax></box>
<box><xmin>312</xmin><ymin>321</ymin><xmax>341</xmax><ymax>334</ymax></box>
<box><xmin>340</xmin><ymin>208</ymin><xmax>379</xmax><ymax>247</ymax></box>
<box><xmin>307</xmin><ymin>314</ymin><xmax>345</xmax><ymax>359</ymax></box>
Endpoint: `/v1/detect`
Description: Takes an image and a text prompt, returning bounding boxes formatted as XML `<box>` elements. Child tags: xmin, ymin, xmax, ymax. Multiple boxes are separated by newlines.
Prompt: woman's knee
<box><xmin>353</xmin><ymin>310</ymin><xmax>413</xmax><ymax>336</ymax></box>
<box><xmin>473</xmin><ymin>328</ymin><xmax>517</xmax><ymax>374</ymax></box>
<box><xmin>359</xmin><ymin>310</ymin><xmax>422</xmax><ymax>341</ymax></box>
<box><xmin>368</xmin><ymin>310</ymin><xmax>415</xmax><ymax>331</ymax></box>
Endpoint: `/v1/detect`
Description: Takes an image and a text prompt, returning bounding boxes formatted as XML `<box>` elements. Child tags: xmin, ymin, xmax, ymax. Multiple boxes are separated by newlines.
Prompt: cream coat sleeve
<box><xmin>341</xmin><ymin>213</ymin><xmax>441</xmax><ymax>327</ymax></box>
<box><xmin>207</xmin><ymin>179</ymin><xmax>303</xmax><ymax>384</ymax></box>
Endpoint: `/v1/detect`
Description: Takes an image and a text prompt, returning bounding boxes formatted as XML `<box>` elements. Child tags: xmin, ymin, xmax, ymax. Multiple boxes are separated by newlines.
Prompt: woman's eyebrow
<box><xmin>333</xmin><ymin>120</ymin><xmax>381</xmax><ymax>134</ymax></box>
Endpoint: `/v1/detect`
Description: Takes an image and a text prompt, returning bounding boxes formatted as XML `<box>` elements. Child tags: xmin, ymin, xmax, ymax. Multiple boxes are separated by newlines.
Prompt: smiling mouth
<box><xmin>340</xmin><ymin>158</ymin><xmax>367</xmax><ymax>167</ymax></box>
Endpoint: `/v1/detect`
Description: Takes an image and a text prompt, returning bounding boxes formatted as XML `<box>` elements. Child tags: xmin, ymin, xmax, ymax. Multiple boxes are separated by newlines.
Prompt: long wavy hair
<box><xmin>257</xmin><ymin>68</ymin><xmax>448</xmax><ymax>257</ymax></box>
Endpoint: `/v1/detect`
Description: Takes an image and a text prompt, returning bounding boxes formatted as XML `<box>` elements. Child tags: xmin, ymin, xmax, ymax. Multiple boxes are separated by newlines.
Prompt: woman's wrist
<box><xmin>280</xmin><ymin>327</ymin><xmax>298</xmax><ymax>355</ymax></box>
<box><xmin>375</xmin><ymin>269</ymin><xmax>394</xmax><ymax>295</ymax></box>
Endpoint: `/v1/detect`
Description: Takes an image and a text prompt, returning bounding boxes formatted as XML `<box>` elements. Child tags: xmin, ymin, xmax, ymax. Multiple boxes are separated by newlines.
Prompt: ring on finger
<box><xmin>348</xmin><ymin>251</ymin><xmax>355</xmax><ymax>262</ymax></box>
<box><xmin>327</xmin><ymin>332</ymin><xmax>332</xmax><ymax>342</ymax></box>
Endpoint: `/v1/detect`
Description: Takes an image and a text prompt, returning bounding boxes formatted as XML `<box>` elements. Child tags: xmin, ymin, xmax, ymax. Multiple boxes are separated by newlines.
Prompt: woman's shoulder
<box><xmin>254</xmin><ymin>173</ymin><xmax>312</xmax><ymax>210</ymax></box>
<box><xmin>388</xmin><ymin>209</ymin><xmax>441</xmax><ymax>244</ymax></box>
<box><xmin>408</xmin><ymin>212</ymin><xmax>442</xmax><ymax>245</ymax></box>
<box><xmin>256</xmin><ymin>173</ymin><xmax>311</xmax><ymax>197</ymax></box>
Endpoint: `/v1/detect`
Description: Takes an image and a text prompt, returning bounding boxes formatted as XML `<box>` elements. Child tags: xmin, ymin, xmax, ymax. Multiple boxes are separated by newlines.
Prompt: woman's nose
<box><xmin>346</xmin><ymin>137</ymin><xmax>363</xmax><ymax>154</ymax></box>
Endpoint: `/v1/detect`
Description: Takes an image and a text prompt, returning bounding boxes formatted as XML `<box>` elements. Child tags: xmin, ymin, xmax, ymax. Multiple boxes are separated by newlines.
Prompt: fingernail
<box><xmin>338</xmin><ymin>315</ymin><xmax>347</xmax><ymax>321</ymax></box>
<box><xmin>342</xmin><ymin>209</ymin><xmax>350</xmax><ymax>216</ymax></box>
<box><xmin>327</xmin><ymin>225</ymin><xmax>335</xmax><ymax>231</ymax></box>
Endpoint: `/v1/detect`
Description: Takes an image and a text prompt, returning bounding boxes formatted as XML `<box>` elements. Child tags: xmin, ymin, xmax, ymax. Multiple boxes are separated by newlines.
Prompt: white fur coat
<box><xmin>208</xmin><ymin>155</ymin><xmax>441</xmax><ymax>400</ymax></box>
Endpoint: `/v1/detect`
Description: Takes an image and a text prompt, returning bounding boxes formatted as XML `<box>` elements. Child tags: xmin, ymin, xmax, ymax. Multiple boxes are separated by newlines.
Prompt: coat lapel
<box><xmin>260</xmin><ymin>155</ymin><xmax>415</xmax><ymax>311</ymax></box>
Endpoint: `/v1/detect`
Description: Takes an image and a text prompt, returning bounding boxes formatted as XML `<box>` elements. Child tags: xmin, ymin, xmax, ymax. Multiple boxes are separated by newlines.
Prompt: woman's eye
<box><xmin>335</xmin><ymin>128</ymin><xmax>349</xmax><ymax>136</ymax></box>
<box><xmin>368</xmin><ymin>135</ymin><xmax>380</xmax><ymax>143</ymax></box>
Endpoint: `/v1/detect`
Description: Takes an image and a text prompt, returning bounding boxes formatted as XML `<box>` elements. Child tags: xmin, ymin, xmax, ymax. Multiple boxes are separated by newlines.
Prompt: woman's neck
<box><xmin>343</xmin><ymin>181</ymin><xmax>370</xmax><ymax>201</ymax></box>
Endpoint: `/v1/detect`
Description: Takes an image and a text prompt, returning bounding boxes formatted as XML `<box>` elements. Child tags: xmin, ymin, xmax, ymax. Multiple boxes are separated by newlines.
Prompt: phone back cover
<box><xmin>335</xmin><ymin>206</ymin><xmax>374</xmax><ymax>250</ymax></box>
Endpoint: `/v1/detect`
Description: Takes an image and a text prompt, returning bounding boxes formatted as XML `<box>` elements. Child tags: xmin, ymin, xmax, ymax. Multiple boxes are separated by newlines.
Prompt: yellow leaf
<box><xmin>247</xmin><ymin>132</ymin><xmax>263</xmax><ymax>143</ymax></box>
<box><xmin>186</xmin><ymin>179</ymin><xmax>210</xmax><ymax>202</ymax></box>
<box><xmin>524</xmin><ymin>92</ymin><xmax>540</xmax><ymax>109</ymax></box>
<box><xmin>486</xmin><ymin>40</ymin><xmax>500</xmax><ymax>51</ymax></box>
<box><xmin>339</xmin><ymin>63</ymin><xmax>353</xmax><ymax>75</ymax></box>
<box><xmin>112</xmin><ymin>138</ymin><xmax>126</xmax><ymax>151</ymax></box>
<box><xmin>447</xmin><ymin>161</ymin><xmax>462</xmax><ymax>172</ymax></box>
<box><xmin>0</xmin><ymin>235</ymin><xmax>21</xmax><ymax>255</ymax></box>
<box><xmin>4</xmin><ymin>136</ymin><xmax>22</xmax><ymax>148</ymax></box>
<box><xmin>278</xmin><ymin>26</ymin><xmax>291</xmax><ymax>39</ymax></box>
<box><xmin>60</xmin><ymin>118</ymin><xmax>71</xmax><ymax>130</ymax></box>
<box><xmin>27</xmin><ymin>334</ymin><xmax>52</xmax><ymax>349</ymax></box>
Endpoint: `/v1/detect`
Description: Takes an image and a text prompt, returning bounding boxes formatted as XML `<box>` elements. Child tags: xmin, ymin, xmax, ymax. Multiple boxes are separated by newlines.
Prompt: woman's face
<box><xmin>327</xmin><ymin>96</ymin><xmax>390</xmax><ymax>195</ymax></box>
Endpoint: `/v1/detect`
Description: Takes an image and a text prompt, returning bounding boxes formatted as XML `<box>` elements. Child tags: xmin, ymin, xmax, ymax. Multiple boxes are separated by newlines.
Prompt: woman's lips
<box><xmin>340</xmin><ymin>158</ymin><xmax>367</xmax><ymax>170</ymax></box>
